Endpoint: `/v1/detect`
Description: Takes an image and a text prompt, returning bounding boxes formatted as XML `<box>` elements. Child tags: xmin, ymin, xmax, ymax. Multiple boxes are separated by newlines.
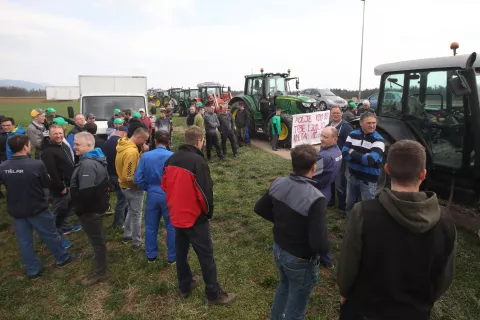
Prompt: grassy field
<box><xmin>0</xmin><ymin>101</ymin><xmax>479</xmax><ymax>319</ymax></box>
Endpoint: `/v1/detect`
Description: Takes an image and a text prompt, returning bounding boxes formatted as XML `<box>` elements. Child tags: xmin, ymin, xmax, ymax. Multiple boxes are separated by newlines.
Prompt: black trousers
<box><xmin>206</xmin><ymin>132</ymin><xmax>223</xmax><ymax>160</ymax></box>
<box><xmin>220</xmin><ymin>131</ymin><xmax>238</xmax><ymax>156</ymax></box>
<box><xmin>175</xmin><ymin>221</ymin><xmax>221</xmax><ymax>300</ymax></box>
<box><xmin>340</xmin><ymin>300</ymin><xmax>371</xmax><ymax>320</ymax></box>
<box><xmin>79</xmin><ymin>213</ymin><xmax>107</xmax><ymax>276</ymax></box>
<box><xmin>271</xmin><ymin>134</ymin><xmax>279</xmax><ymax>149</ymax></box>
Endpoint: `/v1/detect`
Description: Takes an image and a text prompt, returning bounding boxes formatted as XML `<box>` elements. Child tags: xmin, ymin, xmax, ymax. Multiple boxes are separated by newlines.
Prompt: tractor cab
<box><xmin>372</xmin><ymin>52</ymin><xmax>480</xmax><ymax>205</ymax></box>
<box><xmin>178</xmin><ymin>88</ymin><xmax>200</xmax><ymax>116</ymax></box>
<box><xmin>197</xmin><ymin>82</ymin><xmax>232</xmax><ymax>113</ymax></box>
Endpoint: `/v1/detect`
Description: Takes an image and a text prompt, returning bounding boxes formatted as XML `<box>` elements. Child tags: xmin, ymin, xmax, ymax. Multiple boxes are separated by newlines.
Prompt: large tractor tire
<box><xmin>277</xmin><ymin>115</ymin><xmax>293</xmax><ymax>148</ymax></box>
<box><xmin>230</xmin><ymin>101</ymin><xmax>256</xmax><ymax>138</ymax></box>
<box><xmin>154</xmin><ymin>98</ymin><xmax>161</xmax><ymax>107</ymax></box>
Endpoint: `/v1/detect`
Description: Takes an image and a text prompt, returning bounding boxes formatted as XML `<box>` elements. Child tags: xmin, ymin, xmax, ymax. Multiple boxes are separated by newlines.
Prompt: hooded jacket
<box><xmin>70</xmin><ymin>148</ymin><xmax>109</xmax><ymax>215</ymax></box>
<box><xmin>6</xmin><ymin>125</ymin><xmax>26</xmax><ymax>160</ymax></box>
<box><xmin>127</xmin><ymin>119</ymin><xmax>147</xmax><ymax>138</ymax></box>
<box><xmin>115</xmin><ymin>137</ymin><xmax>143</xmax><ymax>189</ymax></box>
<box><xmin>26</xmin><ymin>121</ymin><xmax>47</xmax><ymax>159</ymax></box>
<box><xmin>134</xmin><ymin>146</ymin><xmax>173</xmax><ymax>193</ymax></box>
<box><xmin>312</xmin><ymin>144</ymin><xmax>342</xmax><ymax>201</ymax></box>
<box><xmin>337</xmin><ymin>189</ymin><xmax>456</xmax><ymax>320</ymax></box>
<box><xmin>0</xmin><ymin>156</ymin><xmax>51</xmax><ymax>218</ymax></box>
<box><xmin>204</xmin><ymin>111</ymin><xmax>220</xmax><ymax>134</ymax></box>
<box><xmin>40</xmin><ymin>138</ymin><xmax>75</xmax><ymax>196</ymax></box>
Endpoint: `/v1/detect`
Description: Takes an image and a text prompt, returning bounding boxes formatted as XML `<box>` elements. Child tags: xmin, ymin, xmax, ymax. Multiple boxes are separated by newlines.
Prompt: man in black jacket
<box><xmin>218</xmin><ymin>105</ymin><xmax>238</xmax><ymax>158</ymax></box>
<box><xmin>234</xmin><ymin>104</ymin><xmax>250</xmax><ymax>146</ymax></box>
<box><xmin>254</xmin><ymin>144</ymin><xmax>330</xmax><ymax>320</ymax></box>
<box><xmin>161</xmin><ymin>126</ymin><xmax>236</xmax><ymax>306</ymax></box>
<box><xmin>71</xmin><ymin>132</ymin><xmax>110</xmax><ymax>286</ymax></box>
<box><xmin>337</xmin><ymin>140</ymin><xmax>456</xmax><ymax>320</ymax></box>
<box><xmin>0</xmin><ymin>135</ymin><xmax>79</xmax><ymax>278</ymax></box>
<box><xmin>41</xmin><ymin>125</ymin><xmax>81</xmax><ymax>246</ymax></box>
<box><xmin>84</xmin><ymin>122</ymin><xmax>106</xmax><ymax>149</ymax></box>
<box><xmin>186</xmin><ymin>104</ymin><xmax>197</xmax><ymax>127</ymax></box>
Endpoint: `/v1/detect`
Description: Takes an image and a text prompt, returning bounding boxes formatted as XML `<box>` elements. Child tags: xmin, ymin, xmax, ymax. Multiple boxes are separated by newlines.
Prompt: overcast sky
<box><xmin>1</xmin><ymin>0</ymin><xmax>478</xmax><ymax>91</ymax></box>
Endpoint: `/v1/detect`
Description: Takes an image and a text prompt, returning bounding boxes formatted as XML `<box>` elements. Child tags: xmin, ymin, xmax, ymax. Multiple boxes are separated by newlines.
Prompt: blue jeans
<box><xmin>12</xmin><ymin>209</ymin><xmax>70</xmax><ymax>276</ymax></box>
<box><xmin>271</xmin><ymin>243</ymin><xmax>320</xmax><ymax>320</ymax></box>
<box><xmin>110</xmin><ymin>176</ymin><xmax>127</xmax><ymax>227</ymax></box>
<box><xmin>345</xmin><ymin>174</ymin><xmax>377</xmax><ymax>215</ymax></box>
<box><xmin>145</xmin><ymin>190</ymin><xmax>176</xmax><ymax>262</ymax></box>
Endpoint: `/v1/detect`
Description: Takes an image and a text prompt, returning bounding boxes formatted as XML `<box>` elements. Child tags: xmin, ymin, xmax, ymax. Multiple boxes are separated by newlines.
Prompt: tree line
<box><xmin>0</xmin><ymin>86</ymin><xmax>46</xmax><ymax>97</ymax></box>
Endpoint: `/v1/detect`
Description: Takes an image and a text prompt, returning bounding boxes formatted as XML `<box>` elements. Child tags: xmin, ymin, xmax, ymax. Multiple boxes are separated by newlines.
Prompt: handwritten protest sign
<box><xmin>291</xmin><ymin>111</ymin><xmax>331</xmax><ymax>148</ymax></box>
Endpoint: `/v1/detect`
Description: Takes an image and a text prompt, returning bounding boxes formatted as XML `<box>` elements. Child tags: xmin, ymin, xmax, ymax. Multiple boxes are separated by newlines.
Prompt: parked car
<box><xmin>358</xmin><ymin>91</ymin><xmax>402</xmax><ymax>111</ymax></box>
<box><xmin>299</xmin><ymin>88</ymin><xmax>347</xmax><ymax>111</ymax></box>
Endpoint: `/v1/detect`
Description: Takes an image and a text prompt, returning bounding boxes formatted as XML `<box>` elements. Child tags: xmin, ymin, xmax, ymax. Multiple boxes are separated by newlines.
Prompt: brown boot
<box><xmin>81</xmin><ymin>273</ymin><xmax>108</xmax><ymax>286</ymax></box>
<box><xmin>207</xmin><ymin>289</ymin><xmax>237</xmax><ymax>306</ymax></box>
<box><xmin>180</xmin><ymin>275</ymin><xmax>201</xmax><ymax>298</ymax></box>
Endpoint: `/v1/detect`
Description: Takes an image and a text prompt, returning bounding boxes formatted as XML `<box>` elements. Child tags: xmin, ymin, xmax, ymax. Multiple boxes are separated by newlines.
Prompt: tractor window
<box><xmin>267</xmin><ymin>77</ymin><xmax>286</xmax><ymax>96</ymax></box>
<box><xmin>408</xmin><ymin>70</ymin><xmax>465</xmax><ymax>169</ymax></box>
<box><xmin>246</xmin><ymin>79</ymin><xmax>254</xmax><ymax>95</ymax></box>
<box><xmin>379</xmin><ymin>73</ymin><xmax>404</xmax><ymax>118</ymax></box>
<box><xmin>253</xmin><ymin>79</ymin><xmax>264</xmax><ymax>96</ymax></box>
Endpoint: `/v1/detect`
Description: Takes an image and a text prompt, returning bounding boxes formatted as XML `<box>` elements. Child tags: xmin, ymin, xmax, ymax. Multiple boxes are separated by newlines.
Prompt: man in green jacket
<box><xmin>271</xmin><ymin>108</ymin><xmax>281</xmax><ymax>151</ymax></box>
<box><xmin>194</xmin><ymin>104</ymin><xmax>205</xmax><ymax>134</ymax></box>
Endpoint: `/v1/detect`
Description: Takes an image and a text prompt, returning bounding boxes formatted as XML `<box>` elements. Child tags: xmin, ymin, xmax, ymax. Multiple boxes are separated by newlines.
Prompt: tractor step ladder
<box><xmin>254</xmin><ymin>112</ymin><xmax>263</xmax><ymax>131</ymax></box>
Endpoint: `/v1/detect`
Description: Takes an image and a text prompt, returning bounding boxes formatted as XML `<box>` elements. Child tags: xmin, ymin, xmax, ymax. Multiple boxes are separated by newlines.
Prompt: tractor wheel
<box><xmin>155</xmin><ymin>98</ymin><xmax>160</xmax><ymax>107</ymax></box>
<box><xmin>319</xmin><ymin>102</ymin><xmax>327</xmax><ymax>111</ymax></box>
<box><xmin>230</xmin><ymin>102</ymin><xmax>256</xmax><ymax>138</ymax></box>
<box><xmin>278</xmin><ymin>115</ymin><xmax>293</xmax><ymax>148</ymax></box>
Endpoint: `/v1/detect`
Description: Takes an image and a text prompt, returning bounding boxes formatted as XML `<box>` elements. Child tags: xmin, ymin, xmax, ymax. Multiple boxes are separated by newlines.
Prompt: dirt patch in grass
<box><xmin>81</xmin><ymin>283</ymin><xmax>111</xmax><ymax>319</ymax></box>
<box><xmin>0</xmin><ymin>97</ymin><xmax>47</xmax><ymax>103</ymax></box>
<box><xmin>121</xmin><ymin>285</ymin><xmax>139</xmax><ymax>314</ymax></box>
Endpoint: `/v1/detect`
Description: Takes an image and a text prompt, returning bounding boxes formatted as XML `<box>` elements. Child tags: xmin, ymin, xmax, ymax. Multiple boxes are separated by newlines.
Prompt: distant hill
<box><xmin>0</xmin><ymin>79</ymin><xmax>50</xmax><ymax>90</ymax></box>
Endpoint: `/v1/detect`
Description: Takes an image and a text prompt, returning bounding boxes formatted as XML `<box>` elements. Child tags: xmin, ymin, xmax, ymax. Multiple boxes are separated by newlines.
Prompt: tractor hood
<box><xmin>276</xmin><ymin>95</ymin><xmax>316</xmax><ymax>103</ymax></box>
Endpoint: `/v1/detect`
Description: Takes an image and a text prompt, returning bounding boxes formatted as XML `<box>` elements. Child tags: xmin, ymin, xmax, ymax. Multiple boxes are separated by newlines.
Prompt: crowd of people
<box><xmin>0</xmin><ymin>103</ymin><xmax>456</xmax><ymax>318</ymax></box>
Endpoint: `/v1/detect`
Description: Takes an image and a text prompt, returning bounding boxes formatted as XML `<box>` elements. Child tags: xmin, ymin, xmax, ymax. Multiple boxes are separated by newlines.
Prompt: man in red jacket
<box><xmin>161</xmin><ymin>125</ymin><xmax>236</xmax><ymax>306</ymax></box>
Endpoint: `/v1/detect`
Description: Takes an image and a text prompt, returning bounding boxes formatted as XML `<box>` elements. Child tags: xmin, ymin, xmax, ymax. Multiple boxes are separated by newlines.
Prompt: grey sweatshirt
<box><xmin>204</xmin><ymin>112</ymin><xmax>220</xmax><ymax>134</ymax></box>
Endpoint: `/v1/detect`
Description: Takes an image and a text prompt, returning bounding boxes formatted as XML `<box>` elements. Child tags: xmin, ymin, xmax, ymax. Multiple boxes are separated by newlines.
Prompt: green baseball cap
<box><xmin>52</xmin><ymin>117</ymin><xmax>67</xmax><ymax>126</ymax></box>
<box><xmin>114</xmin><ymin>118</ymin><xmax>124</xmax><ymax>124</ymax></box>
<box><xmin>46</xmin><ymin>107</ymin><xmax>56</xmax><ymax>113</ymax></box>
<box><xmin>133</xmin><ymin>112</ymin><xmax>141</xmax><ymax>119</ymax></box>
<box><xmin>114</xmin><ymin>108</ymin><xmax>121</xmax><ymax>115</ymax></box>
<box><xmin>196</xmin><ymin>101</ymin><xmax>203</xmax><ymax>107</ymax></box>
<box><xmin>348</xmin><ymin>101</ymin><xmax>357</xmax><ymax>109</ymax></box>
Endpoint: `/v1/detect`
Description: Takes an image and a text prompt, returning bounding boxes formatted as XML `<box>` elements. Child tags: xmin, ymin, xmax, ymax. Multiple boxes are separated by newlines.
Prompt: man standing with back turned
<box><xmin>161</xmin><ymin>126</ymin><xmax>236</xmax><ymax>306</ymax></box>
<box><xmin>337</xmin><ymin>140</ymin><xmax>456</xmax><ymax>320</ymax></box>
<box><xmin>254</xmin><ymin>144</ymin><xmax>330</xmax><ymax>320</ymax></box>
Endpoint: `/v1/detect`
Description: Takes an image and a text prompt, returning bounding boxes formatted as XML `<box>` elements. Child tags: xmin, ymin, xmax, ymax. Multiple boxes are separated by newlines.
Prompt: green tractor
<box><xmin>150</xmin><ymin>90</ymin><xmax>169</xmax><ymax>108</ymax></box>
<box><xmin>228</xmin><ymin>68</ymin><xmax>318</xmax><ymax>147</ymax></box>
<box><xmin>167</xmin><ymin>88</ymin><xmax>183</xmax><ymax>112</ymax></box>
<box><xmin>178</xmin><ymin>88</ymin><xmax>200</xmax><ymax>116</ymax></box>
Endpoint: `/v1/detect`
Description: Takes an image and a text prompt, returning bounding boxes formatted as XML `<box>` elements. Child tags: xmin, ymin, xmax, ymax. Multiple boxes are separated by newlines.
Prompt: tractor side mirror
<box><xmin>228</xmin><ymin>86</ymin><xmax>231</xmax><ymax>92</ymax></box>
<box><xmin>67</xmin><ymin>106</ymin><xmax>74</xmax><ymax>118</ymax></box>
<box><xmin>450</xmin><ymin>74</ymin><xmax>471</xmax><ymax>96</ymax></box>
<box><xmin>296</xmin><ymin>79</ymin><xmax>299</xmax><ymax>90</ymax></box>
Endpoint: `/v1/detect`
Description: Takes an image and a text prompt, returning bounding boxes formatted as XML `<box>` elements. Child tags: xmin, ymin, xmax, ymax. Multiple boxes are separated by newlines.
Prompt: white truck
<box><xmin>68</xmin><ymin>75</ymin><xmax>148</xmax><ymax>136</ymax></box>
<box><xmin>46</xmin><ymin>86</ymin><xmax>80</xmax><ymax>100</ymax></box>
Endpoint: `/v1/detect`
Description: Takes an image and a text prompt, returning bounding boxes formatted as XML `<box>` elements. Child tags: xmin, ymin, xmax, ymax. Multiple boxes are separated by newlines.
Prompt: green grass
<box><xmin>0</xmin><ymin>101</ymin><xmax>79</xmax><ymax>128</ymax></box>
<box><xmin>0</xmin><ymin>101</ymin><xmax>480</xmax><ymax>319</ymax></box>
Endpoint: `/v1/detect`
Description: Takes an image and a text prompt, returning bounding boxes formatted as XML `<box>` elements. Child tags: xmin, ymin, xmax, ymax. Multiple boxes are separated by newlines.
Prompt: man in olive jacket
<box><xmin>337</xmin><ymin>140</ymin><xmax>456</xmax><ymax>320</ymax></box>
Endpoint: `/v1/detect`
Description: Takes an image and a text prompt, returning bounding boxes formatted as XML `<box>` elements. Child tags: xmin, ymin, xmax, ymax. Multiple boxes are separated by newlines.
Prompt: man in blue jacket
<box><xmin>0</xmin><ymin>135</ymin><xmax>79</xmax><ymax>278</ymax></box>
<box><xmin>1</xmin><ymin>117</ymin><xmax>26</xmax><ymax>159</ymax></box>
<box><xmin>327</xmin><ymin>106</ymin><xmax>353</xmax><ymax>215</ymax></box>
<box><xmin>134</xmin><ymin>130</ymin><xmax>175</xmax><ymax>264</ymax></box>
<box><xmin>313</xmin><ymin>126</ymin><xmax>342</xmax><ymax>268</ymax></box>
<box><xmin>342</xmin><ymin>112</ymin><xmax>385</xmax><ymax>215</ymax></box>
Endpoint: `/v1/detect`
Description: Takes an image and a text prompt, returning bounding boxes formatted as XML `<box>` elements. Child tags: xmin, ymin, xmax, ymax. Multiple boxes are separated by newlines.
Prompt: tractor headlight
<box><xmin>302</xmin><ymin>102</ymin><xmax>311</xmax><ymax>108</ymax></box>
<box><xmin>312</xmin><ymin>102</ymin><xmax>317</xmax><ymax>107</ymax></box>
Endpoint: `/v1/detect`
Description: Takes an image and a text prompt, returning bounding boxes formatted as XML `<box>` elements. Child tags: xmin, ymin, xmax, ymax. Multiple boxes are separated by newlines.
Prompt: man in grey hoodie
<box><xmin>337</xmin><ymin>140</ymin><xmax>456</xmax><ymax>320</ymax></box>
<box><xmin>70</xmin><ymin>132</ymin><xmax>109</xmax><ymax>286</ymax></box>
<box><xmin>203</xmin><ymin>105</ymin><xmax>224</xmax><ymax>161</ymax></box>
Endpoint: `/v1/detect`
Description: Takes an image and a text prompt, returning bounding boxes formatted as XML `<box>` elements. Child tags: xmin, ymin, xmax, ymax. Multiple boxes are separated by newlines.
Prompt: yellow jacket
<box><xmin>115</xmin><ymin>137</ymin><xmax>143</xmax><ymax>189</ymax></box>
